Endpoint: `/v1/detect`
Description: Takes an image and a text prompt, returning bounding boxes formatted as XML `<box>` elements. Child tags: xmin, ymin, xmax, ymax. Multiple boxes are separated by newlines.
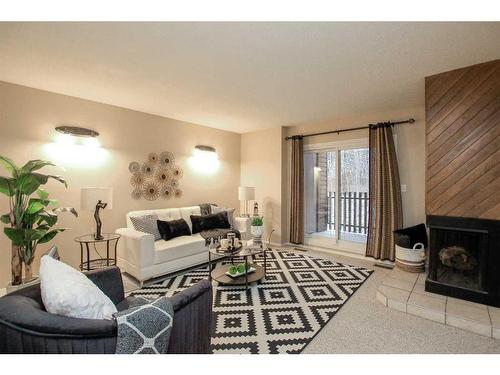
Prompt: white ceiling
<box><xmin>0</xmin><ymin>22</ymin><xmax>499</xmax><ymax>133</ymax></box>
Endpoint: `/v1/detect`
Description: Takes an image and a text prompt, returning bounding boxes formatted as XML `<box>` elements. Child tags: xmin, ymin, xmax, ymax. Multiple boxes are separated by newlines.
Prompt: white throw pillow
<box><xmin>39</xmin><ymin>256</ymin><xmax>117</xmax><ymax>320</ymax></box>
<box><xmin>211</xmin><ymin>205</ymin><xmax>235</xmax><ymax>228</ymax></box>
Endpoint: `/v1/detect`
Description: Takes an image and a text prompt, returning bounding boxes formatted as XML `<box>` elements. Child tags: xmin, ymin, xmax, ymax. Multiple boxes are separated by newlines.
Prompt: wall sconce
<box><xmin>44</xmin><ymin>125</ymin><xmax>107</xmax><ymax>167</ymax></box>
<box><xmin>55</xmin><ymin>125</ymin><xmax>99</xmax><ymax>138</ymax></box>
<box><xmin>188</xmin><ymin>145</ymin><xmax>220</xmax><ymax>174</ymax></box>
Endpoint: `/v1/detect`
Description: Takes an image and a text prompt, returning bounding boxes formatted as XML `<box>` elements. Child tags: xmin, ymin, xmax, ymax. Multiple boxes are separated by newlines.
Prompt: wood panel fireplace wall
<box><xmin>425</xmin><ymin>59</ymin><xmax>500</xmax><ymax>306</ymax></box>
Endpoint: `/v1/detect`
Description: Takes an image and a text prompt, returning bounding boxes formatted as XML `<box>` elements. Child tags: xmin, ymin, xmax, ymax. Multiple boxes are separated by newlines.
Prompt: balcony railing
<box><xmin>327</xmin><ymin>191</ymin><xmax>369</xmax><ymax>234</ymax></box>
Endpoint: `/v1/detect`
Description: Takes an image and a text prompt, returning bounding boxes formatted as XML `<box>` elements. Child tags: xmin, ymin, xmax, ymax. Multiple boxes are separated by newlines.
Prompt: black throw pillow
<box><xmin>157</xmin><ymin>219</ymin><xmax>191</xmax><ymax>241</ymax></box>
<box><xmin>190</xmin><ymin>212</ymin><xmax>230</xmax><ymax>234</ymax></box>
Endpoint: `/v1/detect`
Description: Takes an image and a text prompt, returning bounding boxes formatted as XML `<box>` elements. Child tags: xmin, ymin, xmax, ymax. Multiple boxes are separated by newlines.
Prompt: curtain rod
<box><xmin>284</xmin><ymin>118</ymin><xmax>415</xmax><ymax>140</ymax></box>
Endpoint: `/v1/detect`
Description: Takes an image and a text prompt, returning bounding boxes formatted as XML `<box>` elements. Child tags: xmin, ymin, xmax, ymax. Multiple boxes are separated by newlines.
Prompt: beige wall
<box><xmin>240</xmin><ymin>127</ymin><xmax>285</xmax><ymax>244</ymax></box>
<box><xmin>241</xmin><ymin>106</ymin><xmax>425</xmax><ymax>247</ymax></box>
<box><xmin>0</xmin><ymin>81</ymin><xmax>241</xmax><ymax>287</ymax></box>
<box><xmin>0</xmin><ymin>79</ymin><xmax>426</xmax><ymax>286</ymax></box>
<box><xmin>282</xmin><ymin>105</ymin><xmax>426</xmax><ymax>243</ymax></box>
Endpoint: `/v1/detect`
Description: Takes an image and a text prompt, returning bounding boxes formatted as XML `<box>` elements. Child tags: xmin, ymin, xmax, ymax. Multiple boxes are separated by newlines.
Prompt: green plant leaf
<box><xmin>1</xmin><ymin>213</ymin><xmax>12</xmax><ymax>225</ymax></box>
<box><xmin>0</xmin><ymin>156</ymin><xmax>19</xmax><ymax>177</ymax></box>
<box><xmin>38</xmin><ymin>228</ymin><xmax>65</xmax><ymax>244</ymax></box>
<box><xmin>21</xmin><ymin>160</ymin><xmax>55</xmax><ymax>174</ymax></box>
<box><xmin>15</xmin><ymin>174</ymin><xmax>45</xmax><ymax>195</ymax></box>
<box><xmin>4</xmin><ymin>228</ymin><xmax>25</xmax><ymax>246</ymax></box>
<box><xmin>0</xmin><ymin>176</ymin><xmax>15</xmax><ymax>197</ymax></box>
<box><xmin>27</xmin><ymin>199</ymin><xmax>46</xmax><ymax>215</ymax></box>
<box><xmin>53</xmin><ymin>206</ymin><xmax>78</xmax><ymax>218</ymax></box>
<box><xmin>32</xmin><ymin>173</ymin><xmax>67</xmax><ymax>188</ymax></box>
<box><xmin>24</xmin><ymin>228</ymin><xmax>46</xmax><ymax>242</ymax></box>
<box><xmin>36</xmin><ymin>188</ymin><xmax>49</xmax><ymax>200</ymax></box>
<box><xmin>251</xmin><ymin>217</ymin><xmax>263</xmax><ymax>226</ymax></box>
<box><xmin>23</xmin><ymin>213</ymin><xmax>39</xmax><ymax>226</ymax></box>
<box><xmin>35</xmin><ymin>224</ymin><xmax>51</xmax><ymax>232</ymax></box>
<box><xmin>37</xmin><ymin>211</ymin><xmax>58</xmax><ymax>226</ymax></box>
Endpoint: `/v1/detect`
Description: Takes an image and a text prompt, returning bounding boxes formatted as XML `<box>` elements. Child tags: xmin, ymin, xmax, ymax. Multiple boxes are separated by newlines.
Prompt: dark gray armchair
<box><xmin>0</xmin><ymin>267</ymin><xmax>212</xmax><ymax>354</ymax></box>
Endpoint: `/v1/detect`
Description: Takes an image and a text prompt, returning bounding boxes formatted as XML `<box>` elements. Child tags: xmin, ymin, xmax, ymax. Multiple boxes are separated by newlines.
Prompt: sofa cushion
<box><xmin>153</xmin><ymin>234</ymin><xmax>205</xmax><ymax>265</ymax></box>
<box><xmin>211</xmin><ymin>205</ymin><xmax>235</xmax><ymax>228</ymax></box>
<box><xmin>127</xmin><ymin>208</ymin><xmax>181</xmax><ymax>228</ymax></box>
<box><xmin>179</xmin><ymin>206</ymin><xmax>201</xmax><ymax>232</ymax></box>
<box><xmin>156</xmin><ymin>208</ymin><xmax>182</xmax><ymax>222</ymax></box>
<box><xmin>157</xmin><ymin>219</ymin><xmax>191</xmax><ymax>241</ymax></box>
<box><xmin>199</xmin><ymin>203</ymin><xmax>217</xmax><ymax>216</ymax></box>
<box><xmin>191</xmin><ymin>212</ymin><xmax>230</xmax><ymax>234</ymax></box>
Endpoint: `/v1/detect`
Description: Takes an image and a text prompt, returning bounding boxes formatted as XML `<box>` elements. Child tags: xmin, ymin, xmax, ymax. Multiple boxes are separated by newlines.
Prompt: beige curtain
<box><xmin>366</xmin><ymin>124</ymin><xmax>403</xmax><ymax>261</ymax></box>
<box><xmin>290</xmin><ymin>136</ymin><xmax>304</xmax><ymax>244</ymax></box>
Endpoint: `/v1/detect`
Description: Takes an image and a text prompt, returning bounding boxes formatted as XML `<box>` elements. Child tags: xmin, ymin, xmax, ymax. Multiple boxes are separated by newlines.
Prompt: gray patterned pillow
<box><xmin>114</xmin><ymin>296</ymin><xmax>174</xmax><ymax>354</ymax></box>
<box><xmin>130</xmin><ymin>214</ymin><xmax>161</xmax><ymax>241</ymax></box>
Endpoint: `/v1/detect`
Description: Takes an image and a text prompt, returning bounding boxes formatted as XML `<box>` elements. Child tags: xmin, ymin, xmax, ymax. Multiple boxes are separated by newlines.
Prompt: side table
<box><xmin>234</xmin><ymin>216</ymin><xmax>252</xmax><ymax>241</ymax></box>
<box><xmin>74</xmin><ymin>233</ymin><xmax>121</xmax><ymax>271</ymax></box>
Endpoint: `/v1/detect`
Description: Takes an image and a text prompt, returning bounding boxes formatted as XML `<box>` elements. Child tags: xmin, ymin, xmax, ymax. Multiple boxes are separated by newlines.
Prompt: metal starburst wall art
<box><xmin>128</xmin><ymin>151</ymin><xmax>183</xmax><ymax>201</ymax></box>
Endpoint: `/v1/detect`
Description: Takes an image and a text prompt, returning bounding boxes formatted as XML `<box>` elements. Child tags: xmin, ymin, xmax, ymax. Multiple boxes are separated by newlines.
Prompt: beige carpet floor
<box><xmin>123</xmin><ymin>247</ymin><xmax>500</xmax><ymax>354</ymax></box>
<box><xmin>299</xmin><ymin>248</ymin><xmax>500</xmax><ymax>354</ymax></box>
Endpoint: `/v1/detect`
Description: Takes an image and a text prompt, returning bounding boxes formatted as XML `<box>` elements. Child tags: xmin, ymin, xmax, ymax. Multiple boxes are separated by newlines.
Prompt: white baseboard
<box><xmin>282</xmin><ymin>242</ymin><xmax>370</xmax><ymax>262</ymax></box>
<box><xmin>268</xmin><ymin>242</ymin><xmax>285</xmax><ymax>248</ymax></box>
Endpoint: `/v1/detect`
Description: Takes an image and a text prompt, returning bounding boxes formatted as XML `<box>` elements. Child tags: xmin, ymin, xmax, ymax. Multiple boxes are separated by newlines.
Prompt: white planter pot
<box><xmin>250</xmin><ymin>225</ymin><xmax>263</xmax><ymax>237</ymax></box>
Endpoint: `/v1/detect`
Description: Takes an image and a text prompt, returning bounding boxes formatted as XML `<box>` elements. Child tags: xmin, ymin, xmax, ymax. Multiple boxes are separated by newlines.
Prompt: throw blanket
<box><xmin>114</xmin><ymin>296</ymin><xmax>174</xmax><ymax>354</ymax></box>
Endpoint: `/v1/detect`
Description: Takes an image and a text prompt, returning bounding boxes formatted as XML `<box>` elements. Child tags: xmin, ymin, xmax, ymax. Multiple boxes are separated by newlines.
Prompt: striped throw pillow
<box><xmin>130</xmin><ymin>214</ymin><xmax>161</xmax><ymax>241</ymax></box>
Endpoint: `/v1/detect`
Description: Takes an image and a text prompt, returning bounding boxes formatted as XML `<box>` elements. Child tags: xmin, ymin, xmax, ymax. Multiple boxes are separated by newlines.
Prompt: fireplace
<box><xmin>426</xmin><ymin>215</ymin><xmax>500</xmax><ymax>307</ymax></box>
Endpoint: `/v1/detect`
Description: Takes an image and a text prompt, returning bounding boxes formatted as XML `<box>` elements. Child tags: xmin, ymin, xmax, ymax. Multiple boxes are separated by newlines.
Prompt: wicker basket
<box><xmin>395</xmin><ymin>243</ymin><xmax>426</xmax><ymax>273</ymax></box>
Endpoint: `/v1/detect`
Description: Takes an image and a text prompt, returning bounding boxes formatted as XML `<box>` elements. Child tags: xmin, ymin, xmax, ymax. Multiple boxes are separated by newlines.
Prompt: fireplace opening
<box><xmin>433</xmin><ymin>228</ymin><xmax>486</xmax><ymax>292</ymax></box>
<box><xmin>426</xmin><ymin>215</ymin><xmax>500</xmax><ymax>307</ymax></box>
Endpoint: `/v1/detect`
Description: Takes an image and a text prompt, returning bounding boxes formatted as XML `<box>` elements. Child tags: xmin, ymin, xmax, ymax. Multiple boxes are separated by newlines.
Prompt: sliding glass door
<box><xmin>304</xmin><ymin>140</ymin><xmax>369</xmax><ymax>254</ymax></box>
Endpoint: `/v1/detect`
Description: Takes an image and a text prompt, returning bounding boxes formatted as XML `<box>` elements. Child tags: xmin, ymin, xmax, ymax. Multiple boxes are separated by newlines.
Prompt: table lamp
<box><xmin>238</xmin><ymin>186</ymin><xmax>255</xmax><ymax>217</ymax></box>
<box><xmin>81</xmin><ymin>187</ymin><xmax>113</xmax><ymax>240</ymax></box>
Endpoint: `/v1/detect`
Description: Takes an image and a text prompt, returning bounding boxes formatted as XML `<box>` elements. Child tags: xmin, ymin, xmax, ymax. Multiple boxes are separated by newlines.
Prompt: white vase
<box><xmin>250</xmin><ymin>225</ymin><xmax>263</xmax><ymax>237</ymax></box>
<box><xmin>251</xmin><ymin>225</ymin><xmax>263</xmax><ymax>245</ymax></box>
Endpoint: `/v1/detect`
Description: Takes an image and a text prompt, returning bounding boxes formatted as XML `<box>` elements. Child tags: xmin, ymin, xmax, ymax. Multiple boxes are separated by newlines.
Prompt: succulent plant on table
<box><xmin>228</xmin><ymin>265</ymin><xmax>238</xmax><ymax>275</ymax></box>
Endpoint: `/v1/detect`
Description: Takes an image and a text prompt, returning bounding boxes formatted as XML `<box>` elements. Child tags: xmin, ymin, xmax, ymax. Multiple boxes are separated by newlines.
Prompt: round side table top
<box><xmin>75</xmin><ymin>233</ymin><xmax>121</xmax><ymax>243</ymax></box>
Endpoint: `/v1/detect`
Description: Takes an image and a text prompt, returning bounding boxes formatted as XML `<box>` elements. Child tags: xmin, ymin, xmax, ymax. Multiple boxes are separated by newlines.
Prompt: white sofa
<box><xmin>116</xmin><ymin>206</ymin><xmax>218</xmax><ymax>286</ymax></box>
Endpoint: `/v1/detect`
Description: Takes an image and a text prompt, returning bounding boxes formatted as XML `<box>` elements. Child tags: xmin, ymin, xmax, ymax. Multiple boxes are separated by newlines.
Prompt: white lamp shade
<box><xmin>238</xmin><ymin>186</ymin><xmax>255</xmax><ymax>201</ymax></box>
<box><xmin>81</xmin><ymin>187</ymin><xmax>113</xmax><ymax>211</ymax></box>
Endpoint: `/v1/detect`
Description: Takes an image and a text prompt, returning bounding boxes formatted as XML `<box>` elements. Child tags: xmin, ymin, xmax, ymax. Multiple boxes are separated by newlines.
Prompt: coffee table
<box><xmin>208</xmin><ymin>242</ymin><xmax>267</xmax><ymax>290</ymax></box>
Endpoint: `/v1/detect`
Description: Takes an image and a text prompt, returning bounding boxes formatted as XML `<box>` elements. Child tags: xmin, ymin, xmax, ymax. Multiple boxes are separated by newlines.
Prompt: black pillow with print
<box><xmin>190</xmin><ymin>211</ymin><xmax>230</xmax><ymax>234</ymax></box>
<box><xmin>157</xmin><ymin>219</ymin><xmax>191</xmax><ymax>241</ymax></box>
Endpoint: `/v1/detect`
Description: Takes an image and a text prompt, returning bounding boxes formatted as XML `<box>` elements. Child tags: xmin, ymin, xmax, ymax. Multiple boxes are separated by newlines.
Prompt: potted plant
<box><xmin>250</xmin><ymin>216</ymin><xmax>263</xmax><ymax>244</ymax></box>
<box><xmin>0</xmin><ymin>156</ymin><xmax>77</xmax><ymax>286</ymax></box>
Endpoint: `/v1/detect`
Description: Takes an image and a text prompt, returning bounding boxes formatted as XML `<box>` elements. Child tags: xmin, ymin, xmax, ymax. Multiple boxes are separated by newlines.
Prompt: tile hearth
<box><xmin>376</xmin><ymin>268</ymin><xmax>500</xmax><ymax>340</ymax></box>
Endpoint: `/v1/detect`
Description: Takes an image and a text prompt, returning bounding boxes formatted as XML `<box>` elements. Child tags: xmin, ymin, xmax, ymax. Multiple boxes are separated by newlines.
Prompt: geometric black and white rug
<box><xmin>130</xmin><ymin>249</ymin><xmax>372</xmax><ymax>354</ymax></box>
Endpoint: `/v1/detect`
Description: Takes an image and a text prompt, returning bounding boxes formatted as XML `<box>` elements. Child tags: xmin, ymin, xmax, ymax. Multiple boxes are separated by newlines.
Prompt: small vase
<box><xmin>251</xmin><ymin>225</ymin><xmax>263</xmax><ymax>245</ymax></box>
